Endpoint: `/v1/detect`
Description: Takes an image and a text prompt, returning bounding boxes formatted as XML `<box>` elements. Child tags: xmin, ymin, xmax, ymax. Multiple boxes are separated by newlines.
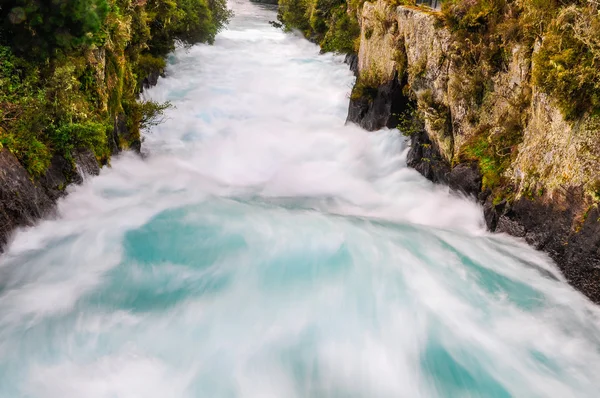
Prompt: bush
<box><xmin>128</xmin><ymin>100</ymin><xmax>173</xmax><ymax>131</ymax></box>
<box><xmin>146</xmin><ymin>0</ymin><xmax>232</xmax><ymax>58</ymax></box>
<box><xmin>278</xmin><ymin>0</ymin><xmax>311</xmax><ymax>33</ymax></box>
<box><xmin>49</xmin><ymin>121</ymin><xmax>109</xmax><ymax>159</ymax></box>
<box><xmin>136</xmin><ymin>54</ymin><xmax>167</xmax><ymax>77</ymax></box>
<box><xmin>278</xmin><ymin>0</ymin><xmax>360</xmax><ymax>54</ymax></box>
<box><xmin>0</xmin><ymin>45</ymin><xmax>51</xmax><ymax>175</ymax></box>
<box><xmin>459</xmin><ymin>106</ymin><xmax>524</xmax><ymax>189</ymax></box>
<box><xmin>321</xmin><ymin>5</ymin><xmax>361</xmax><ymax>53</ymax></box>
<box><xmin>396</xmin><ymin>103</ymin><xmax>425</xmax><ymax>137</ymax></box>
<box><xmin>442</xmin><ymin>0</ymin><xmax>507</xmax><ymax>33</ymax></box>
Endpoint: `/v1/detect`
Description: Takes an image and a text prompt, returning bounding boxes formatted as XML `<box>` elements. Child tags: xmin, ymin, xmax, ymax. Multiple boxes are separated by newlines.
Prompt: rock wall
<box><xmin>348</xmin><ymin>2</ymin><xmax>600</xmax><ymax>302</ymax></box>
<box><xmin>0</xmin><ymin>148</ymin><xmax>99</xmax><ymax>249</ymax></box>
<box><xmin>0</xmin><ymin>69</ymin><xmax>161</xmax><ymax>253</ymax></box>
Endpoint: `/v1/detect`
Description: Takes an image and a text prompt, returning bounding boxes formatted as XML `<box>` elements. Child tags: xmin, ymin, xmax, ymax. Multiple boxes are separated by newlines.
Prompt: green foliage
<box><xmin>387</xmin><ymin>0</ymin><xmax>416</xmax><ymax>7</ymax></box>
<box><xmin>460</xmin><ymin>108</ymin><xmax>524</xmax><ymax>189</ymax></box>
<box><xmin>417</xmin><ymin>89</ymin><xmax>451</xmax><ymax>135</ymax></box>
<box><xmin>396</xmin><ymin>103</ymin><xmax>425</xmax><ymax>137</ymax></box>
<box><xmin>519</xmin><ymin>0</ymin><xmax>562</xmax><ymax>40</ymax></box>
<box><xmin>462</xmin><ymin>132</ymin><xmax>503</xmax><ymax>188</ymax></box>
<box><xmin>49</xmin><ymin>121</ymin><xmax>110</xmax><ymax>159</ymax></box>
<box><xmin>350</xmin><ymin>67</ymin><xmax>385</xmax><ymax>101</ymax></box>
<box><xmin>0</xmin><ymin>0</ymin><xmax>232</xmax><ymax>178</ymax></box>
<box><xmin>0</xmin><ymin>45</ymin><xmax>51</xmax><ymax>175</ymax></box>
<box><xmin>146</xmin><ymin>0</ymin><xmax>232</xmax><ymax>58</ymax></box>
<box><xmin>135</xmin><ymin>54</ymin><xmax>167</xmax><ymax>82</ymax></box>
<box><xmin>171</xmin><ymin>0</ymin><xmax>226</xmax><ymax>45</ymax></box>
<box><xmin>443</xmin><ymin>0</ymin><xmax>600</xmax><ymax>121</ymax></box>
<box><xmin>392</xmin><ymin>40</ymin><xmax>408</xmax><ymax>79</ymax></box>
<box><xmin>4</xmin><ymin>134</ymin><xmax>51</xmax><ymax>177</ymax></box>
<box><xmin>0</xmin><ymin>0</ymin><xmax>110</xmax><ymax>59</ymax></box>
<box><xmin>321</xmin><ymin>5</ymin><xmax>361</xmax><ymax>53</ymax></box>
<box><xmin>127</xmin><ymin>100</ymin><xmax>173</xmax><ymax>131</ymax></box>
<box><xmin>347</xmin><ymin>0</ymin><xmax>368</xmax><ymax>16</ymax></box>
<box><xmin>278</xmin><ymin>0</ymin><xmax>311</xmax><ymax>33</ymax></box>
<box><xmin>532</xmin><ymin>4</ymin><xmax>600</xmax><ymax>120</ymax></box>
<box><xmin>350</xmin><ymin>79</ymin><xmax>378</xmax><ymax>101</ymax></box>
<box><xmin>442</xmin><ymin>0</ymin><xmax>507</xmax><ymax>33</ymax></box>
<box><xmin>278</xmin><ymin>0</ymin><xmax>360</xmax><ymax>53</ymax></box>
<box><xmin>441</xmin><ymin>0</ymin><xmax>518</xmax><ymax>92</ymax></box>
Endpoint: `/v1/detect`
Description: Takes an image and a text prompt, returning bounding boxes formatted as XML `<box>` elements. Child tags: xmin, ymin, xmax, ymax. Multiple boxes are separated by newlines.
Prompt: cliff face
<box><xmin>348</xmin><ymin>2</ymin><xmax>600</xmax><ymax>302</ymax></box>
<box><xmin>0</xmin><ymin>0</ymin><xmax>232</xmax><ymax>252</ymax></box>
<box><xmin>0</xmin><ymin>149</ymin><xmax>100</xmax><ymax>249</ymax></box>
<box><xmin>0</xmin><ymin>58</ymin><xmax>156</xmax><ymax>251</ymax></box>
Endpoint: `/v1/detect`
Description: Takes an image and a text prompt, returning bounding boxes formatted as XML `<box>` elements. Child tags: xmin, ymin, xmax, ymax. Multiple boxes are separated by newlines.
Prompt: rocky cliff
<box><xmin>0</xmin><ymin>0</ymin><xmax>232</xmax><ymax>252</ymax></box>
<box><xmin>0</xmin><ymin>56</ymin><xmax>158</xmax><ymax>251</ymax></box>
<box><xmin>347</xmin><ymin>1</ymin><xmax>600</xmax><ymax>302</ymax></box>
<box><xmin>0</xmin><ymin>149</ymin><xmax>100</xmax><ymax>249</ymax></box>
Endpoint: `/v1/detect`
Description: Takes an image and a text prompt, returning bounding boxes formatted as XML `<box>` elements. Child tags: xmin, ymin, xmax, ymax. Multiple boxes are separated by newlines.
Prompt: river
<box><xmin>1</xmin><ymin>1</ymin><xmax>600</xmax><ymax>396</ymax></box>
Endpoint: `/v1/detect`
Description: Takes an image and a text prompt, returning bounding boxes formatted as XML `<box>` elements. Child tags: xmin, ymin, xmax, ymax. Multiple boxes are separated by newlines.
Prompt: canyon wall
<box><xmin>0</xmin><ymin>0</ymin><xmax>232</xmax><ymax>251</ymax></box>
<box><xmin>347</xmin><ymin>2</ymin><xmax>600</xmax><ymax>302</ymax></box>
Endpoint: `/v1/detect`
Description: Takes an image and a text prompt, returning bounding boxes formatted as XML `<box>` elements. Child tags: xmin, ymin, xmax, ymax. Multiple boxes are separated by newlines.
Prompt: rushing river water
<box><xmin>1</xmin><ymin>1</ymin><xmax>600</xmax><ymax>397</ymax></box>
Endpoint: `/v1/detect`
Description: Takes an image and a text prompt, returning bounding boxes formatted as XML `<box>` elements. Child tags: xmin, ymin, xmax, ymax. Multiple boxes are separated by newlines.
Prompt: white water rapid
<box><xmin>1</xmin><ymin>1</ymin><xmax>600</xmax><ymax>396</ymax></box>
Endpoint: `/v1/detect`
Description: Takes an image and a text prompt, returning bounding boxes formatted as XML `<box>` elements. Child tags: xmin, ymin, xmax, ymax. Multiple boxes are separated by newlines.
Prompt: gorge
<box><xmin>278</xmin><ymin>0</ymin><xmax>600</xmax><ymax>303</ymax></box>
<box><xmin>0</xmin><ymin>0</ymin><xmax>600</xmax><ymax>396</ymax></box>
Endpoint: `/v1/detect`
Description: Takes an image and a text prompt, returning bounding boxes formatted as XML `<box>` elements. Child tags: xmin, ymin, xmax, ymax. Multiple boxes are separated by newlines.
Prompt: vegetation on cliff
<box><xmin>280</xmin><ymin>0</ymin><xmax>600</xmax><ymax>199</ymax></box>
<box><xmin>277</xmin><ymin>0</ymin><xmax>600</xmax><ymax>300</ymax></box>
<box><xmin>440</xmin><ymin>0</ymin><xmax>599</xmax><ymax>189</ymax></box>
<box><xmin>0</xmin><ymin>0</ymin><xmax>231</xmax><ymax>177</ymax></box>
<box><xmin>277</xmin><ymin>0</ymin><xmax>361</xmax><ymax>53</ymax></box>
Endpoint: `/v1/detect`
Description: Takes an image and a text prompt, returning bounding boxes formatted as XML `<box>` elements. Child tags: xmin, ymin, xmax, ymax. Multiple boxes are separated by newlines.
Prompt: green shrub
<box><xmin>278</xmin><ymin>0</ymin><xmax>312</xmax><ymax>33</ymax></box>
<box><xmin>50</xmin><ymin>121</ymin><xmax>109</xmax><ymax>159</ymax></box>
<box><xmin>146</xmin><ymin>0</ymin><xmax>232</xmax><ymax>57</ymax></box>
<box><xmin>279</xmin><ymin>0</ymin><xmax>360</xmax><ymax>54</ymax></box>
<box><xmin>387</xmin><ymin>0</ymin><xmax>416</xmax><ymax>7</ymax></box>
<box><xmin>350</xmin><ymin>80</ymin><xmax>378</xmax><ymax>101</ymax></box>
<box><xmin>460</xmin><ymin>107</ymin><xmax>524</xmax><ymax>189</ymax></box>
<box><xmin>442</xmin><ymin>0</ymin><xmax>507</xmax><ymax>33</ymax></box>
<box><xmin>321</xmin><ymin>5</ymin><xmax>360</xmax><ymax>53</ymax></box>
<box><xmin>0</xmin><ymin>0</ymin><xmax>233</xmax><ymax>178</ymax></box>
<box><xmin>129</xmin><ymin>100</ymin><xmax>173</xmax><ymax>131</ymax></box>
<box><xmin>396</xmin><ymin>103</ymin><xmax>425</xmax><ymax>137</ymax></box>
<box><xmin>137</xmin><ymin>54</ymin><xmax>167</xmax><ymax>75</ymax></box>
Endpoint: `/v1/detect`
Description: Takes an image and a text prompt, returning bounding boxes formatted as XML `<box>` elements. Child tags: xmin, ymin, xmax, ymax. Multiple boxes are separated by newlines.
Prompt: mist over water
<box><xmin>1</xmin><ymin>1</ymin><xmax>600</xmax><ymax>396</ymax></box>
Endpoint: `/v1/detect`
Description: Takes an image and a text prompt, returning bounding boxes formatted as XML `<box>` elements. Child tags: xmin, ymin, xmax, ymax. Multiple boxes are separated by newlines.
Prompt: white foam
<box><xmin>1</xmin><ymin>1</ymin><xmax>600</xmax><ymax>397</ymax></box>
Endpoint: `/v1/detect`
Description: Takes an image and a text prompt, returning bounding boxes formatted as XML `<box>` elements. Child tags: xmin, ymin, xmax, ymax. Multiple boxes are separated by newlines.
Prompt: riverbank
<box><xmin>0</xmin><ymin>0</ymin><xmax>231</xmax><ymax>250</ymax></box>
<box><xmin>347</xmin><ymin>2</ymin><xmax>600</xmax><ymax>303</ymax></box>
<box><xmin>2</xmin><ymin>4</ymin><xmax>600</xmax><ymax>394</ymax></box>
<box><xmin>279</xmin><ymin>0</ymin><xmax>600</xmax><ymax>303</ymax></box>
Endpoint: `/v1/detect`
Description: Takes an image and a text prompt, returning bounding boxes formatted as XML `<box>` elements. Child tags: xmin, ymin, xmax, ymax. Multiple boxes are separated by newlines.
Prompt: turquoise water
<box><xmin>1</xmin><ymin>1</ymin><xmax>600</xmax><ymax>396</ymax></box>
